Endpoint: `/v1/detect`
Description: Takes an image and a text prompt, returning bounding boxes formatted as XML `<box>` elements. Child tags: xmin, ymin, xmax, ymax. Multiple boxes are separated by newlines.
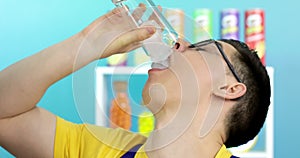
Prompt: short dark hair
<box><xmin>220</xmin><ymin>39</ymin><xmax>271</xmax><ymax>148</ymax></box>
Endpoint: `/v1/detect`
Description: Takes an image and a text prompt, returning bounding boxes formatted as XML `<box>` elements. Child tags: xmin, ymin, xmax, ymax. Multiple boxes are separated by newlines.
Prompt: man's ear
<box><xmin>213</xmin><ymin>83</ymin><xmax>247</xmax><ymax>100</ymax></box>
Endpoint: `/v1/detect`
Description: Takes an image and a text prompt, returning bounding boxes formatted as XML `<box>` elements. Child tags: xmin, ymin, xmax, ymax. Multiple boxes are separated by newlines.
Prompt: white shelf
<box><xmin>95</xmin><ymin>66</ymin><xmax>150</xmax><ymax>126</ymax></box>
<box><xmin>96</xmin><ymin>66</ymin><xmax>151</xmax><ymax>75</ymax></box>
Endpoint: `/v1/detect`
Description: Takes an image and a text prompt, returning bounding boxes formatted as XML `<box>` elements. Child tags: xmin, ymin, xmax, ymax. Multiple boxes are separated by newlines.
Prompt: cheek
<box><xmin>188</xmin><ymin>54</ymin><xmax>214</xmax><ymax>86</ymax></box>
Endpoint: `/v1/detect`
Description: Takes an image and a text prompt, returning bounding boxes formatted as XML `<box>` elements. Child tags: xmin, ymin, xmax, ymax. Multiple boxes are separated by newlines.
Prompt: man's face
<box><xmin>142</xmin><ymin>41</ymin><xmax>235</xmax><ymax>115</ymax></box>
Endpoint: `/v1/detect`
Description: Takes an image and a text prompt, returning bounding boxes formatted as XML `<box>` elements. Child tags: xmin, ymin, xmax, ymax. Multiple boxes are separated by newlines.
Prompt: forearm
<box><xmin>0</xmin><ymin>7</ymin><xmax>156</xmax><ymax>119</ymax></box>
<box><xmin>0</xmin><ymin>33</ymin><xmax>97</xmax><ymax>119</ymax></box>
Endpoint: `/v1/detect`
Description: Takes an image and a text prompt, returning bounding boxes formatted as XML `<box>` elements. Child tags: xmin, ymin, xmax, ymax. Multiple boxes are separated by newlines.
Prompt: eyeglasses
<box><xmin>188</xmin><ymin>39</ymin><xmax>242</xmax><ymax>83</ymax></box>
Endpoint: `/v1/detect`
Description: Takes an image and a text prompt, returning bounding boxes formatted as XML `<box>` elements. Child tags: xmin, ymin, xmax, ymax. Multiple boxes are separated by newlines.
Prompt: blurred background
<box><xmin>0</xmin><ymin>0</ymin><xmax>299</xmax><ymax>157</ymax></box>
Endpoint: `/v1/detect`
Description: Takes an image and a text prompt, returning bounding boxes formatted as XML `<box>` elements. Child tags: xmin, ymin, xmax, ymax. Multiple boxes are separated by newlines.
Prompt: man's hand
<box><xmin>80</xmin><ymin>6</ymin><xmax>156</xmax><ymax>59</ymax></box>
<box><xmin>0</xmin><ymin>6</ymin><xmax>156</xmax><ymax>158</ymax></box>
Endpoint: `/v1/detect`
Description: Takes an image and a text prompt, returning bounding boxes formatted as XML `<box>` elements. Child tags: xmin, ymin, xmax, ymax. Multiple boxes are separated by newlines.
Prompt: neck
<box><xmin>145</xmin><ymin>128</ymin><xmax>223</xmax><ymax>158</ymax></box>
<box><xmin>153</xmin><ymin>106</ymin><xmax>176</xmax><ymax>129</ymax></box>
<box><xmin>145</xmin><ymin>104</ymin><xmax>225</xmax><ymax>158</ymax></box>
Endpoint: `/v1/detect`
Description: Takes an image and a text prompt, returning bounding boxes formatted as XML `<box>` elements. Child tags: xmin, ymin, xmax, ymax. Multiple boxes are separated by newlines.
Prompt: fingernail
<box><xmin>146</xmin><ymin>27</ymin><xmax>156</xmax><ymax>34</ymax></box>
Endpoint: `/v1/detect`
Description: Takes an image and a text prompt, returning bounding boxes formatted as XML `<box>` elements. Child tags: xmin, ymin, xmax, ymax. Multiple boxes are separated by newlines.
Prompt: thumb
<box><xmin>104</xmin><ymin>26</ymin><xmax>156</xmax><ymax>56</ymax></box>
<box><xmin>120</xmin><ymin>26</ymin><xmax>156</xmax><ymax>46</ymax></box>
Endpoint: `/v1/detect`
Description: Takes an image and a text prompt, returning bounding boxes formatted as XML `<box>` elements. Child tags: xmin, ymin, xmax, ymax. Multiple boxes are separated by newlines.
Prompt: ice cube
<box><xmin>142</xmin><ymin>20</ymin><xmax>173</xmax><ymax>64</ymax></box>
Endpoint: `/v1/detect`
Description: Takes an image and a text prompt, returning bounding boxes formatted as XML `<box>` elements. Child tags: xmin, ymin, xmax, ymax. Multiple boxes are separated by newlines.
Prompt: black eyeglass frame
<box><xmin>188</xmin><ymin>39</ymin><xmax>242</xmax><ymax>83</ymax></box>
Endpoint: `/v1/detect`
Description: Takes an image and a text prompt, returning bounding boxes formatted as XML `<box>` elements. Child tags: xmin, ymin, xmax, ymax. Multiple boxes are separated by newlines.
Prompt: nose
<box><xmin>173</xmin><ymin>38</ymin><xmax>190</xmax><ymax>52</ymax></box>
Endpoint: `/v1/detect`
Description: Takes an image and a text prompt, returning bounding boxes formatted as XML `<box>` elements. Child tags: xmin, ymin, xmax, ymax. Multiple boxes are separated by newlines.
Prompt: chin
<box><xmin>142</xmin><ymin>85</ymin><xmax>151</xmax><ymax>106</ymax></box>
<box><xmin>141</xmin><ymin>81</ymin><xmax>164</xmax><ymax>114</ymax></box>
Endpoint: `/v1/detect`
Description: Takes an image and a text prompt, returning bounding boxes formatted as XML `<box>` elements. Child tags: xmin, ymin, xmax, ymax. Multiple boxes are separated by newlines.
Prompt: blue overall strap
<box><xmin>121</xmin><ymin>144</ymin><xmax>239</xmax><ymax>158</ymax></box>
<box><xmin>121</xmin><ymin>144</ymin><xmax>143</xmax><ymax>158</ymax></box>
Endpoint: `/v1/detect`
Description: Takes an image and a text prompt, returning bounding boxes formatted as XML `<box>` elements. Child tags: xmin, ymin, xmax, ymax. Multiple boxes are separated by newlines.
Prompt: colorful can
<box><xmin>221</xmin><ymin>9</ymin><xmax>239</xmax><ymax>40</ymax></box>
<box><xmin>107</xmin><ymin>54</ymin><xmax>128</xmax><ymax>66</ymax></box>
<box><xmin>193</xmin><ymin>9</ymin><xmax>213</xmax><ymax>43</ymax></box>
<box><xmin>245</xmin><ymin>9</ymin><xmax>266</xmax><ymax>65</ymax></box>
<box><xmin>164</xmin><ymin>9</ymin><xmax>185</xmax><ymax>38</ymax></box>
<box><xmin>110</xmin><ymin>81</ymin><xmax>131</xmax><ymax>130</ymax></box>
<box><xmin>138</xmin><ymin>111</ymin><xmax>155</xmax><ymax>137</ymax></box>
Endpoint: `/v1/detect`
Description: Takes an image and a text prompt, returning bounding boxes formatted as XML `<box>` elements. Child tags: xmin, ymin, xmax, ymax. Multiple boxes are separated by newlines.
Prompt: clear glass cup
<box><xmin>112</xmin><ymin>0</ymin><xmax>179</xmax><ymax>69</ymax></box>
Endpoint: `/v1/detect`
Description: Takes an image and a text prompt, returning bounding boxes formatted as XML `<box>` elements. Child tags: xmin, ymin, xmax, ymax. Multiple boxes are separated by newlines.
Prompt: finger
<box><xmin>111</xmin><ymin>7</ymin><xmax>123</xmax><ymax>17</ymax></box>
<box><xmin>122</xmin><ymin>26</ymin><xmax>156</xmax><ymax>45</ymax></box>
<box><xmin>131</xmin><ymin>3</ymin><xmax>147</xmax><ymax>22</ymax></box>
<box><xmin>157</xmin><ymin>5</ymin><xmax>163</xmax><ymax>12</ymax></box>
<box><xmin>83</xmin><ymin>9</ymin><xmax>126</xmax><ymax>36</ymax></box>
<box><xmin>106</xmin><ymin>7</ymin><xmax>122</xmax><ymax>17</ymax></box>
<box><xmin>120</xmin><ymin>41</ymin><xmax>143</xmax><ymax>53</ymax></box>
<box><xmin>148</xmin><ymin>5</ymin><xmax>164</xmax><ymax>29</ymax></box>
<box><xmin>105</xmin><ymin>26</ymin><xmax>156</xmax><ymax>55</ymax></box>
<box><xmin>105</xmin><ymin>7</ymin><xmax>129</xmax><ymax>19</ymax></box>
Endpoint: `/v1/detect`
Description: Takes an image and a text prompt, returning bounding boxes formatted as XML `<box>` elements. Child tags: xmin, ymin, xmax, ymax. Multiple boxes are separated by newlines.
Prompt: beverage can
<box><xmin>110</xmin><ymin>81</ymin><xmax>131</xmax><ymax>130</ymax></box>
<box><xmin>245</xmin><ymin>9</ymin><xmax>266</xmax><ymax>65</ymax></box>
<box><xmin>164</xmin><ymin>9</ymin><xmax>185</xmax><ymax>38</ymax></box>
<box><xmin>138</xmin><ymin>111</ymin><xmax>155</xmax><ymax>137</ymax></box>
<box><xmin>193</xmin><ymin>9</ymin><xmax>213</xmax><ymax>43</ymax></box>
<box><xmin>107</xmin><ymin>54</ymin><xmax>128</xmax><ymax>66</ymax></box>
<box><xmin>221</xmin><ymin>9</ymin><xmax>239</xmax><ymax>40</ymax></box>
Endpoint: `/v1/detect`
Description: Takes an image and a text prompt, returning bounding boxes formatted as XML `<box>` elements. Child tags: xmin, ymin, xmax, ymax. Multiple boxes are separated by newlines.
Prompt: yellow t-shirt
<box><xmin>135</xmin><ymin>144</ymin><xmax>232</xmax><ymax>158</ymax></box>
<box><xmin>54</xmin><ymin>117</ymin><xmax>233</xmax><ymax>158</ymax></box>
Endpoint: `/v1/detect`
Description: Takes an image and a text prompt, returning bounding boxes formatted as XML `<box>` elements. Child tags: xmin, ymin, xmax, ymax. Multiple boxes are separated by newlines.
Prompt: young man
<box><xmin>0</xmin><ymin>7</ymin><xmax>270</xmax><ymax>158</ymax></box>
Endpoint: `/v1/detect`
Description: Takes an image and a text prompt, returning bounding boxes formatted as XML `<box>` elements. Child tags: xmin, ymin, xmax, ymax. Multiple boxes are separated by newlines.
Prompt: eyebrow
<box><xmin>188</xmin><ymin>39</ymin><xmax>214</xmax><ymax>48</ymax></box>
<box><xmin>188</xmin><ymin>39</ymin><xmax>215</xmax><ymax>51</ymax></box>
<box><xmin>193</xmin><ymin>46</ymin><xmax>207</xmax><ymax>51</ymax></box>
<box><xmin>215</xmin><ymin>41</ymin><xmax>224</xmax><ymax>49</ymax></box>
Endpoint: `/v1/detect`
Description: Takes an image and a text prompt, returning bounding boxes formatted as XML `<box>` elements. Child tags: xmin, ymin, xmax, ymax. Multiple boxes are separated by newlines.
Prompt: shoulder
<box><xmin>55</xmin><ymin>116</ymin><xmax>147</xmax><ymax>157</ymax></box>
<box><xmin>215</xmin><ymin>145</ymin><xmax>234</xmax><ymax>158</ymax></box>
<box><xmin>82</xmin><ymin>123</ymin><xmax>147</xmax><ymax>150</ymax></box>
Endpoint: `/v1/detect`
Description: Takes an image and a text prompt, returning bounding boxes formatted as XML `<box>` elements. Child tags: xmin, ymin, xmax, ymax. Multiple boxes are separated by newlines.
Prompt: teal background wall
<box><xmin>1</xmin><ymin>0</ymin><xmax>299</xmax><ymax>157</ymax></box>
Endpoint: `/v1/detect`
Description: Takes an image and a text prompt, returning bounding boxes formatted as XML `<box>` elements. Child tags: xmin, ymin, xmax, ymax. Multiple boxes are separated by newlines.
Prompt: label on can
<box><xmin>138</xmin><ymin>111</ymin><xmax>155</xmax><ymax>137</ymax></box>
<box><xmin>164</xmin><ymin>9</ymin><xmax>185</xmax><ymax>38</ymax></box>
<box><xmin>245</xmin><ymin>9</ymin><xmax>266</xmax><ymax>65</ymax></box>
<box><xmin>221</xmin><ymin>9</ymin><xmax>239</xmax><ymax>40</ymax></box>
<box><xmin>107</xmin><ymin>54</ymin><xmax>128</xmax><ymax>66</ymax></box>
<box><xmin>193</xmin><ymin>9</ymin><xmax>213</xmax><ymax>42</ymax></box>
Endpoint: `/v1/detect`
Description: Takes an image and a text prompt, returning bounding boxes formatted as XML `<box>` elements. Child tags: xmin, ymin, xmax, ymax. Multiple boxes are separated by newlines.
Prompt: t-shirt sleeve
<box><xmin>54</xmin><ymin>116</ymin><xmax>84</xmax><ymax>158</ymax></box>
<box><xmin>54</xmin><ymin>116</ymin><xmax>147</xmax><ymax>158</ymax></box>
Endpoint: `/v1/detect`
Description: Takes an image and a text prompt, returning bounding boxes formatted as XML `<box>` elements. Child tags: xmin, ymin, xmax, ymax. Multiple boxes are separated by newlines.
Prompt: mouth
<box><xmin>148</xmin><ymin>62</ymin><xmax>168</xmax><ymax>73</ymax></box>
<box><xmin>148</xmin><ymin>68</ymin><xmax>164</xmax><ymax>73</ymax></box>
<box><xmin>151</xmin><ymin>59</ymin><xmax>169</xmax><ymax>69</ymax></box>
